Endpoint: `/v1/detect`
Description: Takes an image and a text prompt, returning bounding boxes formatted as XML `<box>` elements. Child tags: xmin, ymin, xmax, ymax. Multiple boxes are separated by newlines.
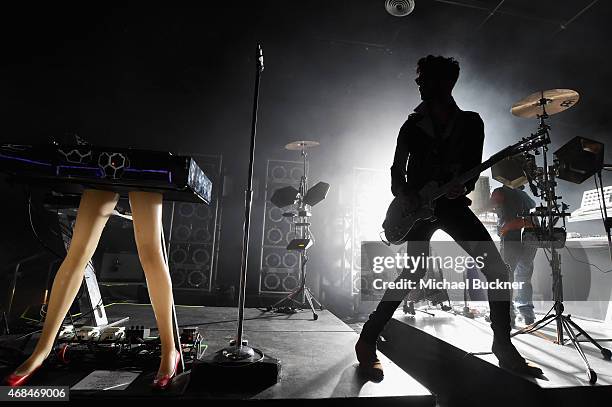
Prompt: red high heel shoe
<box><xmin>152</xmin><ymin>349</ymin><xmax>181</xmax><ymax>390</ymax></box>
<box><xmin>4</xmin><ymin>364</ymin><xmax>42</xmax><ymax>387</ymax></box>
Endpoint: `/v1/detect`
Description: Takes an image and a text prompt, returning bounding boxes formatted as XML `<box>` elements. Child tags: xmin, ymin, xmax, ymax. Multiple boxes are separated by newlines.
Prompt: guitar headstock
<box><xmin>495</xmin><ymin>129</ymin><xmax>550</xmax><ymax>161</ymax></box>
<box><xmin>516</xmin><ymin>129</ymin><xmax>550</xmax><ymax>154</ymax></box>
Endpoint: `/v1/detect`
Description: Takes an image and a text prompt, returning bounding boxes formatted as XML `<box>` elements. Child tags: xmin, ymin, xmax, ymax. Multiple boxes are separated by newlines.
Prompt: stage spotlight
<box><xmin>554</xmin><ymin>136</ymin><xmax>604</xmax><ymax>184</ymax></box>
<box><xmin>385</xmin><ymin>0</ymin><xmax>415</xmax><ymax>17</ymax></box>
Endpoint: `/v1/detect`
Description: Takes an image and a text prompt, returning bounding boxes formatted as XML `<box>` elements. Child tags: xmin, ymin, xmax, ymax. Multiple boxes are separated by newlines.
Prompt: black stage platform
<box><xmin>378</xmin><ymin>307</ymin><xmax>612</xmax><ymax>407</ymax></box>
<box><xmin>1</xmin><ymin>304</ymin><xmax>433</xmax><ymax>405</ymax></box>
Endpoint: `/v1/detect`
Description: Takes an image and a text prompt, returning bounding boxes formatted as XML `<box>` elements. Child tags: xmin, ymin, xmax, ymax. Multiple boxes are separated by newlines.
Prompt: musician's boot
<box><xmin>355</xmin><ymin>337</ymin><xmax>384</xmax><ymax>382</ymax></box>
<box><xmin>355</xmin><ymin>301</ymin><xmax>401</xmax><ymax>381</ymax></box>
<box><xmin>489</xmin><ymin>301</ymin><xmax>543</xmax><ymax>376</ymax></box>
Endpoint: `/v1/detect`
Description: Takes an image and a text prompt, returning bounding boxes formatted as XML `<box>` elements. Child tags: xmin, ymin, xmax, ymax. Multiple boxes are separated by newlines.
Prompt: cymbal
<box><xmin>285</xmin><ymin>140</ymin><xmax>320</xmax><ymax>150</ymax></box>
<box><xmin>511</xmin><ymin>89</ymin><xmax>579</xmax><ymax>118</ymax></box>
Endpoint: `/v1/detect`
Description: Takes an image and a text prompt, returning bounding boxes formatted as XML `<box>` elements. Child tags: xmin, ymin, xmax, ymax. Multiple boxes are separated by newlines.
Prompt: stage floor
<box><xmin>378</xmin><ymin>306</ymin><xmax>612</xmax><ymax>406</ymax></box>
<box><xmin>1</xmin><ymin>304</ymin><xmax>434</xmax><ymax>404</ymax></box>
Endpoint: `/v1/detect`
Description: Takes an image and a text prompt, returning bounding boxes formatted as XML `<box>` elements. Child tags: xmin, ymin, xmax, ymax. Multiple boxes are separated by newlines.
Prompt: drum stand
<box><xmin>268</xmin><ymin>146</ymin><xmax>324</xmax><ymax>320</ymax></box>
<box><xmin>269</xmin><ymin>249</ymin><xmax>324</xmax><ymax>320</ymax></box>
<box><xmin>511</xmin><ymin>103</ymin><xmax>611</xmax><ymax>384</ymax></box>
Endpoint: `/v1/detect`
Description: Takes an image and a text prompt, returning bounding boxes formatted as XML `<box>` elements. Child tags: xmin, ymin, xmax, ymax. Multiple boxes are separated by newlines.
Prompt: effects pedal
<box><xmin>126</xmin><ymin>325</ymin><xmax>151</xmax><ymax>343</ymax></box>
<box><xmin>58</xmin><ymin>325</ymin><xmax>76</xmax><ymax>340</ymax></box>
<box><xmin>99</xmin><ymin>326</ymin><xmax>126</xmax><ymax>341</ymax></box>
<box><xmin>76</xmin><ymin>327</ymin><xmax>101</xmax><ymax>341</ymax></box>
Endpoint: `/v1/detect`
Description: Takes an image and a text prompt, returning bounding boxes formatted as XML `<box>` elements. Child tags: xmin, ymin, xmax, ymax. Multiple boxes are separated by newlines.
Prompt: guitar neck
<box><xmin>425</xmin><ymin>132</ymin><xmax>545</xmax><ymax>202</ymax></box>
<box><xmin>430</xmin><ymin>154</ymin><xmax>501</xmax><ymax>201</ymax></box>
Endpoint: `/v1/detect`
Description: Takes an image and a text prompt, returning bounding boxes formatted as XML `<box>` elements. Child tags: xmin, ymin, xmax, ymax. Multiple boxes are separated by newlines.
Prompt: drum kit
<box><xmin>506</xmin><ymin>88</ymin><xmax>611</xmax><ymax>384</ymax></box>
<box><xmin>265</xmin><ymin>140</ymin><xmax>329</xmax><ymax>320</ymax></box>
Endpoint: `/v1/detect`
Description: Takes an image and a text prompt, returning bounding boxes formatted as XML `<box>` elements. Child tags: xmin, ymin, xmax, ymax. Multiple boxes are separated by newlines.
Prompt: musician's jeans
<box><xmin>501</xmin><ymin>235</ymin><xmax>537</xmax><ymax>320</ymax></box>
<box><xmin>360</xmin><ymin>204</ymin><xmax>513</xmax><ymax>344</ymax></box>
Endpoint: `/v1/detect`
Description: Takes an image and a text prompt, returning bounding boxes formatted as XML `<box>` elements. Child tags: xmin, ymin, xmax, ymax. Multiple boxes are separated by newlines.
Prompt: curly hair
<box><xmin>416</xmin><ymin>55</ymin><xmax>460</xmax><ymax>86</ymax></box>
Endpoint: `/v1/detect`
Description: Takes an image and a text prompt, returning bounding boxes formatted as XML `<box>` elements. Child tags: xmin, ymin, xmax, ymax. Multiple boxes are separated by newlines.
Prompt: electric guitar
<box><xmin>381</xmin><ymin>131</ymin><xmax>549</xmax><ymax>245</ymax></box>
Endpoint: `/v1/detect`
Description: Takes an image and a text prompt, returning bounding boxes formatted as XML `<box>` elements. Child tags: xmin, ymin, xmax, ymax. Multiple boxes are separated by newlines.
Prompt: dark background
<box><xmin>1</xmin><ymin>1</ymin><xmax>611</xmax><ymax>309</ymax></box>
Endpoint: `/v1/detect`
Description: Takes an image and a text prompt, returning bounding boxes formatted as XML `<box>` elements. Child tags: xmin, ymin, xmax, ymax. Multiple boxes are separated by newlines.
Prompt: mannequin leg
<box><xmin>13</xmin><ymin>189</ymin><xmax>118</xmax><ymax>375</ymax></box>
<box><xmin>128</xmin><ymin>191</ymin><xmax>177</xmax><ymax>377</ymax></box>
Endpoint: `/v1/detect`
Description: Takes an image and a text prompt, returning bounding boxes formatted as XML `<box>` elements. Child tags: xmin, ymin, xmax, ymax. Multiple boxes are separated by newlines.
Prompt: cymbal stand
<box><xmin>511</xmin><ymin>98</ymin><xmax>611</xmax><ymax>384</ymax></box>
<box><xmin>268</xmin><ymin>145</ymin><xmax>324</xmax><ymax>320</ymax></box>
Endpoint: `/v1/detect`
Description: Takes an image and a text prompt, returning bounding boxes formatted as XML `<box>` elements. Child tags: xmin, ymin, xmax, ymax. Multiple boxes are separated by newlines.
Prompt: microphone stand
<box><xmin>192</xmin><ymin>46</ymin><xmax>280</xmax><ymax>387</ymax></box>
<box><xmin>219</xmin><ymin>43</ymin><xmax>264</xmax><ymax>361</ymax></box>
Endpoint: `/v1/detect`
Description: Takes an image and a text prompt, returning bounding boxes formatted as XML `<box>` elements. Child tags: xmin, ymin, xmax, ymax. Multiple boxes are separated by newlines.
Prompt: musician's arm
<box><xmin>390</xmin><ymin>121</ymin><xmax>412</xmax><ymax>197</ymax></box>
<box><xmin>463</xmin><ymin>113</ymin><xmax>485</xmax><ymax>194</ymax></box>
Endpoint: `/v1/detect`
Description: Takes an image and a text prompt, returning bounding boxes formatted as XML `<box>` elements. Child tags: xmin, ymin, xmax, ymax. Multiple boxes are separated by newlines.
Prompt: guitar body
<box><xmin>381</xmin><ymin>131</ymin><xmax>548</xmax><ymax>245</ymax></box>
<box><xmin>382</xmin><ymin>181</ymin><xmax>438</xmax><ymax>245</ymax></box>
